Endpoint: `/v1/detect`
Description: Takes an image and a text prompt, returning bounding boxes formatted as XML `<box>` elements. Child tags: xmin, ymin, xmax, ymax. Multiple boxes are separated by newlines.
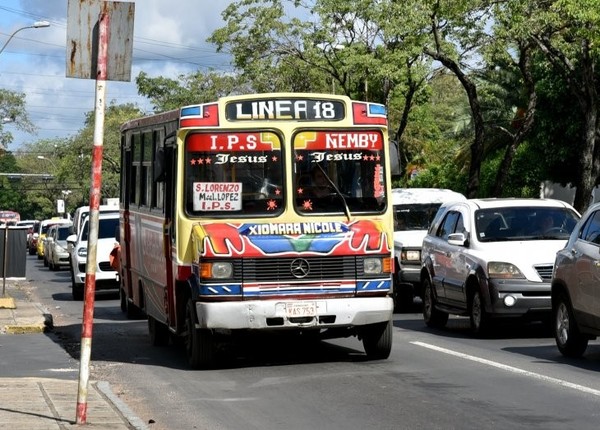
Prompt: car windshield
<box><xmin>394</xmin><ymin>203</ymin><xmax>441</xmax><ymax>231</ymax></box>
<box><xmin>81</xmin><ymin>218</ymin><xmax>119</xmax><ymax>241</ymax></box>
<box><xmin>476</xmin><ymin>207</ymin><xmax>580</xmax><ymax>242</ymax></box>
<box><xmin>57</xmin><ymin>227</ymin><xmax>71</xmax><ymax>241</ymax></box>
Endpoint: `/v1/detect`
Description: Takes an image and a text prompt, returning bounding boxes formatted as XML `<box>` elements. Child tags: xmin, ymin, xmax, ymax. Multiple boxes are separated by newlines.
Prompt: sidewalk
<box><xmin>0</xmin><ymin>279</ymin><xmax>148</xmax><ymax>429</ymax></box>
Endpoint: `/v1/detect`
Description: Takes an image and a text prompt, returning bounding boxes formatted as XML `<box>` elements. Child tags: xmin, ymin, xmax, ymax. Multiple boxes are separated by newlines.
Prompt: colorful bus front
<box><xmin>120</xmin><ymin>93</ymin><xmax>394</xmax><ymax>368</ymax></box>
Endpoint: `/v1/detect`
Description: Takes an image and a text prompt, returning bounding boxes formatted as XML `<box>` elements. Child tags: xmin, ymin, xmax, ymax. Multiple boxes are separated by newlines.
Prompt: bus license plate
<box><xmin>286</xmin><ymin>302</ymin><xmax>316</xmax><ymax>317</ymax></box>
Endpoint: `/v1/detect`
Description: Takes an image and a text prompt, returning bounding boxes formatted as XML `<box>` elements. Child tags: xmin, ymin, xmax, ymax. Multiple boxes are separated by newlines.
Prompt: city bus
<box><xmin>118</xmin><ymin>93</ymin><xmax>395</xmax><ymax>368</ymax></box>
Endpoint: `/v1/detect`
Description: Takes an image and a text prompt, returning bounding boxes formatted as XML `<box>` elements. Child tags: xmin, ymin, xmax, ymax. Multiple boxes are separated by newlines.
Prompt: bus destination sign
<box><xmin>226</xmin><ymin>98</ymin><xmax>345</xmax><ymax>121</ymax></box>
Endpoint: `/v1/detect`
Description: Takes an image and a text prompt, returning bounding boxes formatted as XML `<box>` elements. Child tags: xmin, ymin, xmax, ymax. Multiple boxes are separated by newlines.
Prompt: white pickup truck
<box><xmin>392</xmin><ymin>188</ymin><xmax>466</xmax><ymax>311</ymax></box>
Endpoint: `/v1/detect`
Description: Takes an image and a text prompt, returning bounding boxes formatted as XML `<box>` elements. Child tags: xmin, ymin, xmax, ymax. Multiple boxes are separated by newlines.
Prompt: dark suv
<box><xmin>552</xmin><ymin>201</ymin><xmax>600</xmax><ymax>357</ymax></box>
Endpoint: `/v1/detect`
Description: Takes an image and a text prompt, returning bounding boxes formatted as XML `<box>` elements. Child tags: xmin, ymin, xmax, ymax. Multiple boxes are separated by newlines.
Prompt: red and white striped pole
<box><xmin>76</xmin><ymin>7</ymin><xmax>109</xmax><ymax>425</ymax></box>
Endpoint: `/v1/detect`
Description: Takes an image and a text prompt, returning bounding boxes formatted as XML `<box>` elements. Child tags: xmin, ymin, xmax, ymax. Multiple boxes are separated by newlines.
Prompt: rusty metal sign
<box><xmin>66</xmin><ymin>0</ymin><xmax>135</xmax><ymax>81</ymax></box>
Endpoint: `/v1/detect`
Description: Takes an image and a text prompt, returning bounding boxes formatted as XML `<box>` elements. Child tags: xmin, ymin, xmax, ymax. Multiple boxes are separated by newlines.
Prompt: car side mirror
<box><xmin>448</xmin><ymin>232</ymin><xmax>467</xmax><ymax>246</ymax></box>
<box><xmin>66</xmin><ymin>234</ymin><xmax>77</xmax><ymax>244</ymax></box>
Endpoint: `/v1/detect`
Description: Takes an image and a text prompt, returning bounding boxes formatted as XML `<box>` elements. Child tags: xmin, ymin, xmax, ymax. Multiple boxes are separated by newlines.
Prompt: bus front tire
<box><xmin>362</xmin><ymin>319</ymin><xmax>392</xmax><ymax>360</ymax></box>
<box><xmin>184</xmin><ymin>300</ymin><xmax>216</xmax><ymax>369</ymax></box>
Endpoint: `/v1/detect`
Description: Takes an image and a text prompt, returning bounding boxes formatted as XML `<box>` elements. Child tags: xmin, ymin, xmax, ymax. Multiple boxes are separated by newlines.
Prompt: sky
<box><xmin>0</xmin><ymin>0</ymin><xmax>234</xmax><ymax>151</ymax></box>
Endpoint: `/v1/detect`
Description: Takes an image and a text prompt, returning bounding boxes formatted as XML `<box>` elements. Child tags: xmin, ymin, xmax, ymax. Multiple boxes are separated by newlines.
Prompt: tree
<box><xmin>69</xmin><ymin>103</ymin><xmax>144</xmax><ymax>207</ymax></box>
<box><xmin>136</xmin><ymin>71</ymin><xmax>242</xmax><ymax>112</ymax></box>
<box><xmin>519</xmin><ymin>0</ymin><xmax>600</xmax><ymax>212</ymax></box>
<box><xmin>0</xmin><ymin>88</ymin><xmax>35</xmax><ymax>149</ymax></box>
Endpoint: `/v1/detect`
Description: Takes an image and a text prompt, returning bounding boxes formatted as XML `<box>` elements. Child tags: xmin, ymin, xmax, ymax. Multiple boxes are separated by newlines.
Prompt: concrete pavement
<box><xmin>0</xmin><ymin>279</ymin><xmax>148</xmax><ymax>429</ymax></box>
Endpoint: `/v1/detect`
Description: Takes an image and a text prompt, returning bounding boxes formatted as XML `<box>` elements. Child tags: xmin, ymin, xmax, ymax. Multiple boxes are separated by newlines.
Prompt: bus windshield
<box><xmin>293</xmin><ymin>130</ymin><xmax>387</xmax><ymax>214</ymax></box>
<box><xmin>185</xmin><ymin>131</ymin><xmax>284</xmax><ymax>217</ymax></box>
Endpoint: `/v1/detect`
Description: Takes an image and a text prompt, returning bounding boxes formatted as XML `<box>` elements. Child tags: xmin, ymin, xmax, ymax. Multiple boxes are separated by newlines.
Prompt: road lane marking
<box><xmin>411</xmin><ymin>341</ymin><xmax>600</xmax><ymax>397</ymax></box>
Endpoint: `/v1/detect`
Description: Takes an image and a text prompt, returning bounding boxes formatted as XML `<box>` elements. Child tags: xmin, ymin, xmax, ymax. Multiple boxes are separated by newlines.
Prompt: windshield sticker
<box><xmin>193</xmin><ymin>182</ymin><xmax>242</xmax><ymax>211</ymax></box>
<box><xmin>187</xmin><ymin>132</ymin><xmax>281</xmax><ymax>152</ymax></box>
<box><xmin>294</xmin><ymin>131</ymin><xmax>383</xmax><ymax>150</ymax></box>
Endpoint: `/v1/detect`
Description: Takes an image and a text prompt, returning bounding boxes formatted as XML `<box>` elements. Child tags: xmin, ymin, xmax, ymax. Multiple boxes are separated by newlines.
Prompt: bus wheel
<box><xmin>185</xmin><ymin>300</ymin><xmax>216</xmax><ymax>369</ymax></box>
<box><xmin>148</xmin><ymin>316</ymin><xmax>170</xmax><ymax>346</ymax></box>
<box><xmin>119</xmin><ymin>287</ymin><xmax>127</xmax><ymax>312</ymax></box>
<box><xmin>362</xmin><ymin>319</ymin><xmax>392</xmax><ymax>360</ymax></box>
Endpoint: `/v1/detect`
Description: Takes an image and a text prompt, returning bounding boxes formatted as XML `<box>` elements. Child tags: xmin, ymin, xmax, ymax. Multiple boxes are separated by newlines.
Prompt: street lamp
<box><xmin>0</xmin><ymin>21</ymin><xmax>50</xmax><ymax>56</ymax></box>
<box><xmin>37</xmin><ymin>155</ymin><xmax>56</xmax><ymax>172</ymax></box>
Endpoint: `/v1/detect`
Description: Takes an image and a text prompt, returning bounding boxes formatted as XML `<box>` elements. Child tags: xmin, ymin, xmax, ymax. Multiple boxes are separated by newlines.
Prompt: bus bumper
<box><xmin>194</xmin><ymin>297</ymin><xmax>393</xmax><ymax>330</ymax></box>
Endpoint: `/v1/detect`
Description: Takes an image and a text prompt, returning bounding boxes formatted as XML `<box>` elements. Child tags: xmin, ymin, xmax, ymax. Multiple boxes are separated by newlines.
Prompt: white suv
<box><xmin>421</xmin><ymin>198</ymin><xmax>580</xmax><ymax>334</ymax></box>
<box><xmin>67</xmin><ymin>213</ymin><xmax>120</xmax><ymax>300</ymax></box>
<box><xmin>392</xmin><ymin>188</ymin><xmax>466</xmax><ymax>311</ymax></box>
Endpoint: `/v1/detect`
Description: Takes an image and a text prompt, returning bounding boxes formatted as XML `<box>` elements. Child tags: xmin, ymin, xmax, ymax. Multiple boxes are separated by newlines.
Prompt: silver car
<box><xmin>552</xmin><ymin>201</ymin><xmax>600</xmax><ymax>357</ymax></box>
<box><xmin>421</xmin><ymin>198</ymin><xmax>580</xmax><ymax>335</ymax></box>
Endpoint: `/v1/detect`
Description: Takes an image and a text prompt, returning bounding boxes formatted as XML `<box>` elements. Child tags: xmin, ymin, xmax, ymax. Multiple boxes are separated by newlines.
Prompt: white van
<box><xmin>71</xmin><ymin>203</ymin><xmax>119</xmax><ymax>237</ymax></box>
<box><xmin>67</xmin><ymin>212</ymin><xmax>120</xmax><ymax>301</ymax></box>
<box><xmin>392</xmin><ymin>188</ymin><xmax>466</xmax><ymax>310</ymax></box>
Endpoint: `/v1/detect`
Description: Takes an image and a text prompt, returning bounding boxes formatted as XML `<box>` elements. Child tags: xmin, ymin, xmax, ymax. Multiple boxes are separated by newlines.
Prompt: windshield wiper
<box><xmin>314</xmin><ymin>164</ymin><xmax>352</xmax><ymax>221</ymax></box>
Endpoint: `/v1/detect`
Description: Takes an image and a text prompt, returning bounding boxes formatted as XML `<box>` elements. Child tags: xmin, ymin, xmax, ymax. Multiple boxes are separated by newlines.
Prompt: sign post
<box><xmin>66</xmin><ymin>0</ymin><xmax>134</xmax><ymax>424</ymax></box>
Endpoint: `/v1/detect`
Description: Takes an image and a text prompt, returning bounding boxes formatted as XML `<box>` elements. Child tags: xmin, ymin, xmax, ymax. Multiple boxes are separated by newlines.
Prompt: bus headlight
<box><xmin>201</xmin><ymin>262</ymin><xmax>233</xmax><ymax>279</ymax></box>
<box><xmin>363</xmin><ymin>257</ymin><xmax>383</xmax><ymax>274</ymax></box>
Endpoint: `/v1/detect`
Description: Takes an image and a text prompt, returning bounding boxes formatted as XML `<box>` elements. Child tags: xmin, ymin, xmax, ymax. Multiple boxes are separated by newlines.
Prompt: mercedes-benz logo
<box><xmin>290</xmin><ymin>258</ymin><xmax>310</xmax><ymax>278</ymax></box>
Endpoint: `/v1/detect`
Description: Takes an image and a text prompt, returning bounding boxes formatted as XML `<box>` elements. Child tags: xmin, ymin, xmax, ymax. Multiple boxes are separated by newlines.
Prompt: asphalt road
<box><xmin>18</xmin><ymin>254</ymin><xmax>600</xmax><ymax>430</ymax></box>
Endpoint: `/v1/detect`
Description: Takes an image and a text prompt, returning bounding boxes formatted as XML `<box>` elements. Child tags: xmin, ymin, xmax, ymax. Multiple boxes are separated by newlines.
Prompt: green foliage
<box><xmin>8</xmin><ymin>104</ymin><xmax>144</xmax><ymax>218</ymax></box>
<box><xmin>0</xmin><ymin>88</ymin><xmax>35</xmax><ymax>148</ymax></box>
<box><xmin>136</xmin><ymin>71</ymin><xmax>241</xmax><ymax>112</ymax></box>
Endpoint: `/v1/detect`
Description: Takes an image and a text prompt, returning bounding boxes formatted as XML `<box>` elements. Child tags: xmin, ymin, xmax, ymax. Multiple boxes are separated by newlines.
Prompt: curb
<box><xmin>97</xmin><ymin>381</ymin><xmax>150</xmax><ymax>430</ymax></box>
<box><xmin>0</xmin><ymin>296</ymin><xmax>16</xmax><ymax>309</ymax></box>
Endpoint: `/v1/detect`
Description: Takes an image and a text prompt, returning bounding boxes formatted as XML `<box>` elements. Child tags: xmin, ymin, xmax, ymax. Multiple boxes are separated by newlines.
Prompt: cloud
<box><xmin>1</xmin><ymin>0</ymin><xmax>233</xmax><ymax>148</ymax></box>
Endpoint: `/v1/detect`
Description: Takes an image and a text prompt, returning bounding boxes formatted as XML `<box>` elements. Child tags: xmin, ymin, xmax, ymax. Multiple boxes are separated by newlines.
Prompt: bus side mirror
<box><xmin>154</xmin><ymin>147</ymin><xmax>166</xmax><ymax>182</ymax></box>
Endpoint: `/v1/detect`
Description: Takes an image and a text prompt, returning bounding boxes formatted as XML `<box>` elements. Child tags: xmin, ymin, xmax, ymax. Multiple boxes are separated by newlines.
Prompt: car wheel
<box><xmin>554</xmin><ymin>293</ymin><xmax>588</xmax><ymax>358</ymax></box>
<box><xmin>362</xmin><ymin>319</ymin><xmax>392</xmax><ymax>360</ymax></box>
<box><xmin>148</xmin><ymin>315</ymin><xmax>170</xmax><ymax>346</ymax></box>
<box><xmin>43</xmin><ymin>257</ymin><xmax>48</xmax><ymax>267</ymax></box>
<box><xmin>422</xmin><ymin>276</ymin><xmax>448</xmax><ymax>328</ymax></box>
<box><xmin>469</xmin><ymin>289</ymin><xmax>490</xmax><ymax>335</ymax></box>
<box><xmin>184</xmin><ymin>300</ymin><xmax>216</xmax><ymax>369</ymax></box>
<box><xmin>72</xmin><ymin>283</ymin><xmax>84</xmax><ymax>301</ymax></box>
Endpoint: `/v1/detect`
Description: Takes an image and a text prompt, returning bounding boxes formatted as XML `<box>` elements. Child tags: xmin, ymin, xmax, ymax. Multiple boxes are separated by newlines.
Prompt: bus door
<box><xmin>157</xmin><ymin>136</ymin><xmax>178</xmax><ymax>329</ymax></box>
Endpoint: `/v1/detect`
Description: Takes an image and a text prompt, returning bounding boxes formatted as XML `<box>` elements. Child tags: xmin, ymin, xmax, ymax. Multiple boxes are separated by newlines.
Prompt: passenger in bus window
<box><xmin>308</xmin><ymin>166</ymin><xmax>334</xmax><ymax>198</ymax></box>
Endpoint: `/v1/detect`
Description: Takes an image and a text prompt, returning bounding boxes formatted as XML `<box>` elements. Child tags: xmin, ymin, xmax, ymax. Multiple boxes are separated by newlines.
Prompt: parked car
<box><xmin>15</xmin><ymin>219</ymin><xmax>38</xmax><ymax>247</ymax></box>
<box><xmin>391</xmin><ymin>188</ymin><xmax>466</xmax><ymax>310</ymax></box>
<box><xmin>27</xmin><ymin>221</ymin><xmax>42</xmax><ymax>255</ymax></box>
<box><xmin>42</xmin><ymin>224</ymin><xmax>57</xmax><ymax>267</ymax></box>
<box><xmin>45</xmin><ymin>222</ymin><xmax>73</xmax><ymax>271</ymax></box>
<box><xmin>35</xmin><ymin>217</ymin><xmax>71</xmax><ymax>259</ymax></box>
<box><xmin>551</xmin><ymin>201</ymin><xmax>600</xmax><ymax>357</ymax></box>
<box><xmin>67</xmin><ymin>213</ymin><xmax>120</xmax><ymax>300</ymax></box>
<box><xmin>421</xmin><ymin>198</ymin><xmax>580</xmax><ymax>335</ymax></box>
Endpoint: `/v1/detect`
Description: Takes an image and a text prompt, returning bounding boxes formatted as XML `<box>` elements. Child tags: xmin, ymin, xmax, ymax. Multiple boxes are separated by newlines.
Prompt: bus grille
<box><xmin>243</xmin><ymin>256</ymin><xmax>357</xmax><ymax>282</ymax></box>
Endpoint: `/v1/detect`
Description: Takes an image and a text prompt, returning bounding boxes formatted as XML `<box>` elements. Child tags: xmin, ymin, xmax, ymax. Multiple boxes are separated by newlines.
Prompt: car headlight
<box><xmin>488</xmin><ymin>262</ymin><xmax>525</xmax><ymax>279</ymax></box>
<box><xmin>401</xmin><ymin>249</ymin><xmax>421</xmax><ymax>262</ymax></box>
<box><xmin>200</xmin><ymin>262</ymin><xmax>233</xmax><ymax>279</ymax></box>
<box><xmin>77</xmin><ymin>247</ymin><xmax>87</xmax><ymax>258</ymax></box>
<box><xmin>364</xmin><ymin>257</ymin><xmax>383</xmax><ymax>274</ymax></box>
